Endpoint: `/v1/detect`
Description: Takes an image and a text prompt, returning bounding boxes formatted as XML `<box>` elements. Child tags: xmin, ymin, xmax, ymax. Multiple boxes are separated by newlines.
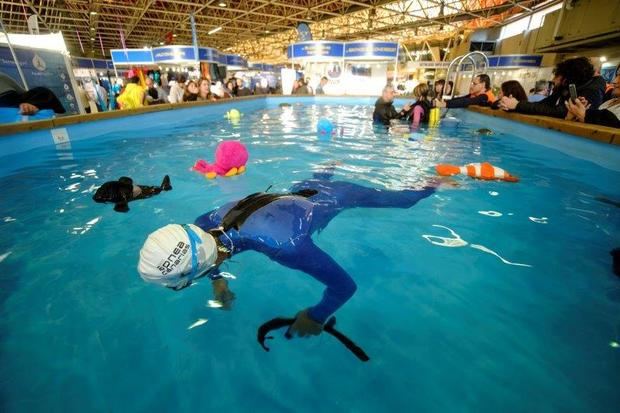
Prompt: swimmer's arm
<box><xmin>194</xmin><ymin>211</ymin><xmax>218</xmax><ymax>231</ymax></box>
<box><xmin>274</xmin><ymin>239</ymin><xmax>357</xmax><ymax>325</ymax></box>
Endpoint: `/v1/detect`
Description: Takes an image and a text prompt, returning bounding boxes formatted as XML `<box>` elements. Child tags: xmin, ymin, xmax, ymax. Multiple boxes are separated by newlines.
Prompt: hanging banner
<box><xmin>198</xmin><ymin>47</ymin><xmax>219</xmax><ymax>63</ymax></box>
<box><xmin>487</xmin><ymin>55</ymin><xmax>543</xmax><ymax>68</ymax></box>
<box><xmin>190</xmin><ymin>14</ymin><xmax>199</xmax><ymax>62</ymax></box>
<box><xmin>226</xmin><ymin>54</ymin><xmax>247</xmax><ymax>68</ymax></box>
<box><xmin>152</xmin><ymin>46</ymin><xmax>196</xmax><ymax>63</ymax></box>
<box><xmin>344</xmin><ymin>41</ymin><xmax>398</xmax><ymax>60</ymax></box>
<box><xmin>287</xmin><ymin>41</ymin><xmax>344</xmax><ymax>59</ymax></box>
<box><xmin>0</xmin><ymin>45</ymin><xmax>80</xmax><ymax>115</ymax></box>
<box><xmin>110</xmin><ymin>49</ymin><xmax>154</xmax><ymax>65</ymax></box>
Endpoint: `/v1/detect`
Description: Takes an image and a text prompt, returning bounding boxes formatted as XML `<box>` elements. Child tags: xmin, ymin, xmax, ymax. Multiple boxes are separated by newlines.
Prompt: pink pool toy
<box><xmin>193</xmin><ymin>140</ymin><xmax>249</xmax><ymax>179</ymax></box>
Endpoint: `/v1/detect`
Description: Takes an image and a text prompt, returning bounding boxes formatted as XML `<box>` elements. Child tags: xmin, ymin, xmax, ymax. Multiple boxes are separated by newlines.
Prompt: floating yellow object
<box><xmin>429</xmin><ymin>107</ymin><xmax>440</xmax><ymax>127</ymax></box>
<box><xmin>225</xmin><ymin>109</ymin><xmax>241</xmax><ymax>121</ymax></box>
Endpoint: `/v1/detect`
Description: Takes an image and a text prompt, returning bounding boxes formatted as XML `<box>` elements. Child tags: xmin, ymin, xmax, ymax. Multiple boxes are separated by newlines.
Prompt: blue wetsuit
<box><xmin>194</xmin><ymin>171</ymin><xmax>435</xmax><ymax>324</ymax></box>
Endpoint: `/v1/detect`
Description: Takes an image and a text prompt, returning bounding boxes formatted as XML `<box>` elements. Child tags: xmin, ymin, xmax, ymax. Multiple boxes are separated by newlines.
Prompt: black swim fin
<box><xmin>256</xmin><ymin>316</ymin><xmax>369</xmax><ymax>362</ymax></box>
<box><xmin>161</xmin><ymin>175</ymin><xmax>172</xmax><ymax>191</ymax></box>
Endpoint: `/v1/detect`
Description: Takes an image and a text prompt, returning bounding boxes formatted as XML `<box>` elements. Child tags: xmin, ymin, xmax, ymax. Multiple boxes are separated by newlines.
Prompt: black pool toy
<box><xmin>93</xmin><ymin>175</ymin><xmax>172</xmax><ymax>212</ymax></box>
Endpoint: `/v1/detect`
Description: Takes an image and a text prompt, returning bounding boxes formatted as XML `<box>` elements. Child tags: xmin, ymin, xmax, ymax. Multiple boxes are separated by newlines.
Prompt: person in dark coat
<box><xmin>498</xmin><ymin>57</ymin><xmax>606</xmax><ymax>118</ymax></box>
<box><xmin>0</xmin><ymin>72</ymin><xmax>65</xmax><ymax>115</ymax></box>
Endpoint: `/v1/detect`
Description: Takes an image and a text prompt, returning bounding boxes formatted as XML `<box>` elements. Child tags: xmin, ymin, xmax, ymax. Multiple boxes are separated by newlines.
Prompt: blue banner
<box><xmin>249</xmin><ymin>63</ymin><xmax>275</xmax><ymax>72</ymax></box>
<box><xmin>487</xmin><ymin>55</ymin><xmax>543</xmax><ymax>68</ymax></box>
<box><xmin>74</xmin><ymin>57</ymin><xmax>93</xmax><ymax>68</ymax></box>
<box><xmin>287</xmin><ymin>42</ymin><xmax>344</xmax><ymax>59</ymax></box>
<box><xmin>74</xmin><ymin>58</ymin><xmax>114</xmax><ymax>70</ymax></box>
<box><xmin>92</xmin><ymin>59</ymin><xmax>111</xmax><ymax>70</ymax></box>
<box><xmin>344</xmin><ymin>42</ymin><xmax>398</xmax><ymax>59</ymax></box>
<box><xmin>0</xmin><ymin>45</ymin><xmax>80</xmax><ymax>115</ymax></box>
<box><xmin>226</xmin><ymin>54</ymin><xmax>247</xmax><ymax>68</ymax></box>
<box><xmin>152</xmin><ymin>46</ymin><xmax>196</xmax><ymax>62</ymax></box>
<box><xmin>110</xmin><ymin>49</ymin><xmax>154</xmax><ymax>65</ymax></box>
<box><xmin>199</xmin><ymin>47</ymin><xmax>224</xmax><ymax>63</ymax></box>
<box><xmin>217</xmin><ymin>52</ymin><xmax>227</xmax><ymax>65</ymax></box>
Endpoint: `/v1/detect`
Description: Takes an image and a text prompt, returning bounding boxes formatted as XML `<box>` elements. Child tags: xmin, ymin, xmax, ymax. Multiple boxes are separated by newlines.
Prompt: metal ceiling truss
<box><xmin>1</xmin><ymin>0</ymin><xmax>547</xmax><ymax>61</ymax></box>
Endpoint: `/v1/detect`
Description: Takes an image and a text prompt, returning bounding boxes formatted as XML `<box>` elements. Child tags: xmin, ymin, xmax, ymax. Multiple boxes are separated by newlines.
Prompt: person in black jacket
<box><xmin>372</xmin><ymin>85</ymin><xmax>411</xmax><ymax>125</ymax></box>
<box><xmin>565</xmin><ymin>67</ymin><xmax>620</xmax><ymax>128</ymax></box>
<box><xmin>0</xmin><ymin>72</ymin><xmax>66</xmax><ymax>115</ymax></box>
<box><xmin>433</xmin><ymin>74</ymin><xmax>495</xmax><ymax>108</ymax></box>
<box><xmin>498</xmin><ymin>57</ymin><xmax>606</xmax><ymax>118</ymax></box>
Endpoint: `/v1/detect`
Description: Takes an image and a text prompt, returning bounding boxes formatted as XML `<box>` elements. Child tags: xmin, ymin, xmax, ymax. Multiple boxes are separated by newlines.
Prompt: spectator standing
<box><xmin>315</xmin><ymin>77</ymin><xmax>328</xmax><ymax>95</ymax></box>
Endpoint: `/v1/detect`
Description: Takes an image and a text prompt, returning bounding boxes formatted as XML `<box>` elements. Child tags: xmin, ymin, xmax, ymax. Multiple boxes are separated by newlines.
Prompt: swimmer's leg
<box><xmin>272</xmin><ymin>238</ymin><xmax>357</xmax><ymax>324</ymax></box>
<box><xmin>343</xmin><ymin>184</ymin><xmax>436</xmax><ymax>209</ymax></box>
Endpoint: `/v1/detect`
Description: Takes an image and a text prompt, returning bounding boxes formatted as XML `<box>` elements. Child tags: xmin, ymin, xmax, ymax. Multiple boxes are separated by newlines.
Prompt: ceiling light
<box><xmin>208</xmin><ymin>26</ymin><xmax>222</xmax><ymax>35</ymax></box>
<box><xmin>173</xmin><ymin>33</ymin><xmax>177</xmax><ymax>37</ymax></box>
<box><xmin>90</xmin><ymin>27</ymin><xmax>95</xmax><ymax>31</ymax></box>
<box><xmin>90</xmin><ymin>37</ymin><xmax>95</xmax><ymax>41</ymax></box>
<box><xmin>600</xmin><ymin>56</ymin><xmax>607</xmax><ymax>62</ymax></box>
<box><xmin>218</xmin><ymin>2</ymin><xmax>227</xmax><ymax>6</ymax></box>
<box><xmin>265</xmin><ymin>30</ymin><xmax>270</xmax><ymax>33</ymax></box>
<box><xmin>159</xmin><ymin>42</ymin><xmax>164</xmax><ymax>45</ymax></box>
<box><xmin>90</xmin><ymin>11</ymin><xmax>97</xmax><ymax>15</ymax></box>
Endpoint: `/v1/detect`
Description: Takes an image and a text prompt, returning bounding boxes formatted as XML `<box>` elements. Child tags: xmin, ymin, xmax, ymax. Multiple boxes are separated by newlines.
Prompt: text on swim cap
<box><xmin>157</xmin><ymin>242</ymin><xmax>190</xmax><ymax>275</ymax></box>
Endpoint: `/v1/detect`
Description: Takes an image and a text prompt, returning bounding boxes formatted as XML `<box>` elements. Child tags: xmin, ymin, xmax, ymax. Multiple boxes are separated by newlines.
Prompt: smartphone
<box><xmin>569</xmin><ymin>83</ymin><xmax>577</xmax><ymax>103</ymax></box>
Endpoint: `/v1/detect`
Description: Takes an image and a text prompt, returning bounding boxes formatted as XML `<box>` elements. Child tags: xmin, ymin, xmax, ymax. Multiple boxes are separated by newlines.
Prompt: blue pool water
<box><xmin>0</xmin><ymin>98</ymin><xmax>619</xmax><ymax>412</ymax></box>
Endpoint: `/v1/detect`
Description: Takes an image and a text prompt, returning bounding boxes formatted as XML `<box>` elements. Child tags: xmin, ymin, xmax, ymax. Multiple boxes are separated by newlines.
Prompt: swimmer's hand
<box><xmin>424</xmin><ymin>176</ymin><xmax>460</xmax><ymax>189</ymax></box>
<box><xmin>212</xmin><ymin>278</ymin><xmax>235</xmax><ymax>310</ymax></box>
<box><xmin>285</xmin><ymin>309</ymin><xmax>323</xmax><ymax>338</ymax></box>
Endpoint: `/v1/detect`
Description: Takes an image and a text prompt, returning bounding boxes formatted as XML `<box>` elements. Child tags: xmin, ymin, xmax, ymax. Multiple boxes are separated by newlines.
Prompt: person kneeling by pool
<box><xmin>137</xmin><ymin>167</ymin><xmax>440</xmax><ymax>338</ymax></box>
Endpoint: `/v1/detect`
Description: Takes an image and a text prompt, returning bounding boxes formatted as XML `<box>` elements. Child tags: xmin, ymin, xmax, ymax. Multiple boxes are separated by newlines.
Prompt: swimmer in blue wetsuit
<box><xmin>138</xmin><ymin>168</ymin><xmax>438</xmax><ymax>337</ymax></box>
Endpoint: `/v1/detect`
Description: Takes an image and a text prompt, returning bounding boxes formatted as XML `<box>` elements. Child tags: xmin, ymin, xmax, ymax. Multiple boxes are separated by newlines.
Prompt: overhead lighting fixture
<box><xmin>173</xmin><ymin>33</ymin><xmax>177</xmax><ymax>37</ymax></box>
<box><xmin>90</xmin><ymin>11</ymin><xmax>97</xmax><ymax>15</ymax></box>
<box><xmin>90</xmin><ymin>27</ymin><xmax>95</xmax><ymax>31</ymax></box>
<box><xmin>265</xmin><ymin>30</ymin><xmax>270</xmax><ymax>34</ymax></box>
<box><xmin>600</xmin><ymin>56</ymin><xmax>607</xmax><ymax>62</ymax></box>
<box><xmin>218</xmin><ymin>2</ymin><xmax>227</xmax><ymax>6</ymax></box>
<box><xmin>90</xmin><ymin>37</ymin><xmax>95</xmax><ymax>41</ymax></box>
<box><xmin>159</xmin><ymin>42</ymin><xmax>164</xmax><ymax>45</ymax></box>
<box><xmin>208</xmin><ymin>26</ymin><xmax>222</xmax><ymax>35</ymax></box>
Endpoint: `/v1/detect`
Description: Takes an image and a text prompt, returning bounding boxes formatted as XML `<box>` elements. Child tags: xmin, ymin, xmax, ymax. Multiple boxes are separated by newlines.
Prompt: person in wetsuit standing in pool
<box><xmin>373</xmin><ymin>85</ymin><xmax>412</xmax><ymax>125</ymax></box>
<box><xmin>137</xmin><ymin>167</ymin><xmax>439</xmax><ymax>337</ymax></box>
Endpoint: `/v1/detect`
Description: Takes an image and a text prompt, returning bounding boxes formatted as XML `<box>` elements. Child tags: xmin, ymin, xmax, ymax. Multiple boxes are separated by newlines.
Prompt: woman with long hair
<box><xmin>492</xmin><ymin>80</ymin><xmax>528</xmax><ymax>110</ymax></box>
<box><xmin>197</xmin><ymin>78</ymin><xmax>215</xmax><ymax>101</ymax></box>
<box><xmin>183</xmin><ymin>80</ymin><xmax>199</xmax><ymax>102</ymax></box>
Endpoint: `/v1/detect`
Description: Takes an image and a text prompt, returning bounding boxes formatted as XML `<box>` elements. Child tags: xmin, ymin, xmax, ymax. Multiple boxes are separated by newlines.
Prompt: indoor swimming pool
<box><xmin>0</xmin><ymin>97</ymin><xmax>619</xmax><ymax>412</ymax></box>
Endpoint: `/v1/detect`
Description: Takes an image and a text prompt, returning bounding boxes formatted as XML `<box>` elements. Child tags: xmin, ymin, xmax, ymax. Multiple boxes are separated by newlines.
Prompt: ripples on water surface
<box><xmin>0</xmin><ymin>103</ymin><xmax>619</xmax><ymax>412</ymax></box>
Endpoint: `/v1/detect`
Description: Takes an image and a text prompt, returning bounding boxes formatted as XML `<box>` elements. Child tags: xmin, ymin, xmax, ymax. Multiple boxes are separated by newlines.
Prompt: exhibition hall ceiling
<box><xmin>1</xmin><ymin>0</ymin><xmax>551</xmax><ymax>61</ymax></box>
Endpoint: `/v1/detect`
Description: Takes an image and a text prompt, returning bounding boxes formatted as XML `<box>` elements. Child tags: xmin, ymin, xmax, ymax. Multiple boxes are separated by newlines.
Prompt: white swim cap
<box><xmin>138</xmin><ymin>224</ymin><xmax>218</xmax><ymax>289</ymax></box>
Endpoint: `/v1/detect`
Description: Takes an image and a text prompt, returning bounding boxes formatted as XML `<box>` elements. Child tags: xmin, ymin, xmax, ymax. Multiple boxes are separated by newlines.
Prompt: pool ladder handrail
<box><xmin>443</xmin><ymin>51</ymin><xmax>489</xmax><ymax>100</ymax></box>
